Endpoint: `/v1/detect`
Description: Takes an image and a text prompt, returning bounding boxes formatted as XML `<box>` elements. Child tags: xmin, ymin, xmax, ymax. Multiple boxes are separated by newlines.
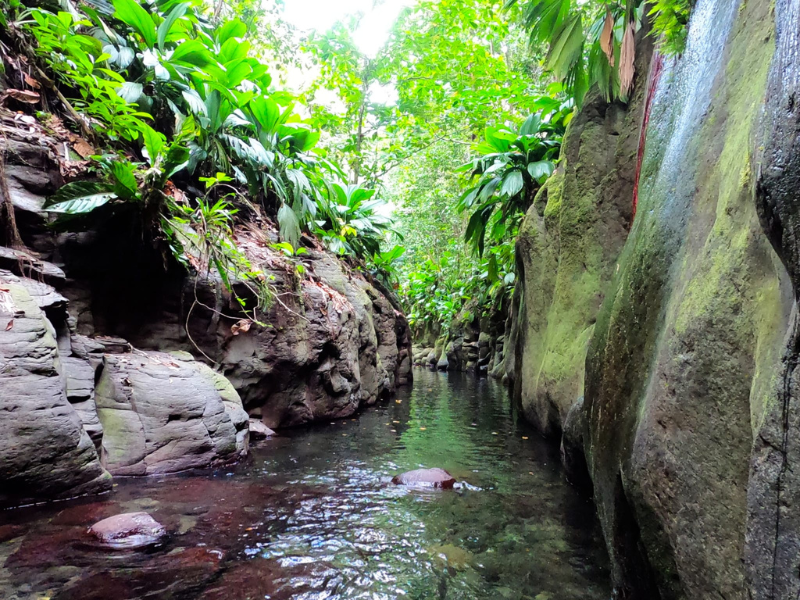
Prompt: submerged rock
<box><xmin>88</xmin><ymin>512</ymin><xmax>166</xmax><ymax>549</ymax></box>
<box><xmin>429</xmin><ymin>543</ymin><xmax>475</xmax><ymax>570</ymax></box>
<box><xmin>392</xmin><ymin>468</ymin><xmax>456</xmax><ymax>489</ymax></box>
<box><xmin>248</xmin><ymin>419</ymin><xmax>276</xmax><ymax>440</ymax></box>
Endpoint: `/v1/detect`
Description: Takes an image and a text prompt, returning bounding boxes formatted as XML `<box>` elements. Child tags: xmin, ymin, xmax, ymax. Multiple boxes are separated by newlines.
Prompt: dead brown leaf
<box><xmin>4</xmin><ymin>89</ymin><xmax>40</xmax><ymax>104</ymax></box>
<box><xmin>72</xmin><ymin>138</ymin><xmax>95</xmax><ymax>158</ymax></box>
<box><xmin>231</xmin><ymin>319</ymin><xmax>252</xmax><ymax>335</ymax></box>
<box><xmin>23</xmin><ymin>74</ymin><xmax>41</xmax><ymax>89</ymax></box>
<box><xmin>5</xmin><ymin>319</ymin><xmax>13</xmax><ymax>331</ymax></box>
<box><xmin>600</xmin><ymin>11</ymin><xmax>615</xmax><ymax>67</ymax></box>
<box><xmin>619</xmin><ymin>21</ymin><xmax>636</xmax><ymax>99</ymax></box>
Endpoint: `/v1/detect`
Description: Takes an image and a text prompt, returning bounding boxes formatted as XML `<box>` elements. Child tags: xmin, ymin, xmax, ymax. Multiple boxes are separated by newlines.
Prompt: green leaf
<box><xmin>142</xmin><ymin>125</ymin><xmax>165</xmax><ymax>163</ymax></box>
<box><xmin>43</xmin><ymin>182</ymin><xmax>117</xmax><ymax>213</ymax></box>
<box><xmin>277</xmin><ymin>203</ymin><xmax>301</xmax><ymax>245</ymax></box>
<box><xmin>182</xmin><ymin>89</ymin><xmax>207</xmax><ymax>115</ymax></box>
<box><xmin>520</xmin><ymin>114</ymin><xmax>542</xmax><ymax>136</ymax></box>
<box><xmin>170</xmin><ymin>39</ymin><xmax>217</xmax><ymax>69</ymax></box>
<box><xmin>527</xmin><ymin>160</ymin><xmax>555</xmax><ymax>182</ymax></box>
<box><xmin>217</xmin><ymin>20</ymin><xmax>246</xmax><ymax>44</ymax></box>
<box><xmin>249</xmin><ymin>96</ymin><xmax>281</xmax><ymax>134</ymax></box>
<box><xmin>500</xmin><ymin>170</ymin><xmax>524</xmax><ymax>197</ymax></box>
<box><xmin>545</xmin><ymin>13</ymin><xmax>584</xmax><ymax>79</ymax></box>
<box><xmin>113</xmin><ymin>0</ymin><xmax>156</xmax><ymax>49</ymax></box>
<box><xmin>117</xmin><ymin>81</ymin><xmax>143</xmax><ymax>103</ymax></box>
<box><xmin>109</xmin><ymin>161</ymin><xmax>139</xmax><ymax>199</ymax></box>
<box><xmin>157</xmin><ymin>2</ymin><xmax>188</xmax><ymax>51</ymax></box>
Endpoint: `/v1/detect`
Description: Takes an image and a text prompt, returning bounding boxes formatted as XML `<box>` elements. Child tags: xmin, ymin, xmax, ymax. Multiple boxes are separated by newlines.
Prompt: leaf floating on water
<box><xmin>619</xmin><ymin>21</ymin><xmax>636</xmax><ymax>99</ymax></box>
<box><xmin>395</xmin><ymin>399</ymin><xmax>402</xmax><ymax>404</ymax></box>
<box><xmin>600</xmin><ymin>10</ymin><xmax>615</xmax><ymax>67</ymax></box>
<box><xmin>522</xmin><ymin>436</ymin><xmax>529</xmax><ymax>440</ymax></box>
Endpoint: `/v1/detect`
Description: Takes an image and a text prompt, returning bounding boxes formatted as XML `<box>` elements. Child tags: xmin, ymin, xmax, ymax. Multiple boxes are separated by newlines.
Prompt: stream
<box><xmin>0</xmin><ymin>369</ymin><xmax>610</xmax><ymax>600</ymax></box>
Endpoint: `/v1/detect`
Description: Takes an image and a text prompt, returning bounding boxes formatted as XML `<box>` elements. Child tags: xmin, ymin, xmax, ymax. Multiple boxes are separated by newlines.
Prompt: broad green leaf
<box><xmin>117</xmin><ymin>81</ymin><xmax>143</xmax><ymax>103</ymax></box>
<box><xmin>157</xmin><ymin>2</ymin><xmax>188</xmax><ymax>51</ymax></box>
<box><xmin>220</xmin><ymin>37</ymin><xmax>249</xmax><ymax>63</ymax></box>
<box><xmin>520</xmin><ymin>114</ymin><xmax>542</xmax><ymax>136</ymax></box>
<box><xmin>222</xmin><ymin>59</ymin><xmax>252</xmax><ymax>88</ymax></box>
<box><xmin>109</xmin><ymin>161</ymin><xmax>139</xmax><ymax>199</ymax></box>
<box><xmin>249</xmin><ymin>96</ymin><xmax>281</xmax><ymax>134</ymax></box>
<box><xmin>113</xmin><ymin>0</ymin><xmax>156</xmax><ymax>49</ymax></box>
<box><xmin>182</xmin><ymin>89</ymin><xmax>207</xmax><ymax>115</ymax></box>
<box><xmin>142</xmin><ymin>125</ymin><xmax>165</xmax><ymax>163</ymax></box>
<box><xmin>545</xmin><ymin>13</ymin><xmax>584</xmax><ymax>78</ymax></box>
<box><xmin>217</xmin><ymin>20</ymin><xmax>246</xmax><ymax>44</ymax></box>
<box><xmin>277</xmin><ymin>203</ymin><xmax>301</xmax><ymax>245</ymax></box>
<box><xmin>527</xmin><ymin>160</ymin><xmax>555</xmax><ymax>182</ymax></box>
<box><xmin>500</xmin><ymin>170</ymin><xmax>524</xmax><ymax>197</ymax></box>
<box><xmin>170</xmin><ymin>39</ymin><xmax>217</xmax><ymax>69</ymax></box>
<box><xmin>43</xmin><ymin>182</ymin><xmax>117</xmax><ymax>213</ymax></box>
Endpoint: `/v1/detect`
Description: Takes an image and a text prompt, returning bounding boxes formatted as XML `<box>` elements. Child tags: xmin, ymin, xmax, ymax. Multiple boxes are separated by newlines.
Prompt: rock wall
<box><xmin>411</xmin><ymin>301</ymin><xmax>508</xmax><ymax>377</ymax></box>
<box><xmin>508</xmin><ymin>0</ymin><xmax>800</xmax><ymax>597</ymax></box>
<box><xmin>504</xmin><ymin>35</ymin><xmax>649</xmax><ymax>436</ymax></box>
<box><xmin>749</xmin><ymin>0</ymin><xmax>800</xmax><ymax>594</ymax></box>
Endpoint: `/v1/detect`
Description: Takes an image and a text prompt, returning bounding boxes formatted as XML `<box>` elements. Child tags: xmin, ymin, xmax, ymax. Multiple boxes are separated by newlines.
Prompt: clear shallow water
<box><xmin>0</xmin><ymin>368</ymin><xmax>610</xmax><ymax>600</ymax></box>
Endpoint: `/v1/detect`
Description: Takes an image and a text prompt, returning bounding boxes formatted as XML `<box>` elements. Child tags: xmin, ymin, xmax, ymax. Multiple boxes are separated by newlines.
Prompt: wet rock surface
<box><xmin>391</xmin><ymin>468</ymin><xmax>457</xmax><ymax>489</ymax></box>
<box><xmin>88</xmin><ymin>513</ymin><xmax>166</xmax><ymax>549</ymax></box>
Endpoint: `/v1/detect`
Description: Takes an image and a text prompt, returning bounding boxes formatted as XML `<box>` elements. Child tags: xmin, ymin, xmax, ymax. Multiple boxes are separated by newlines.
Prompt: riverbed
<box><xmin>0</xmin><ymin>368</ymin><xmax>610</xmax><ymax>600</ymax></box>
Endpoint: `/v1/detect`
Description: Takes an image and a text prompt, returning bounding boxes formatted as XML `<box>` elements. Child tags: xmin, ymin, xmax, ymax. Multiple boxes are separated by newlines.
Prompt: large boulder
<box><xmin>110</xmin><ymin>247</ymin><xmax>413</xmax><ymax>429</ymax></box>
<box><xmin>95</xmin><ymin>351</ymin><xmax>248</xmax><ymax>475</ymax></box>
<box><xmin>0</xmin><ymin>278</ymin><xmax>110</xmax><ymax>507</ymax></box>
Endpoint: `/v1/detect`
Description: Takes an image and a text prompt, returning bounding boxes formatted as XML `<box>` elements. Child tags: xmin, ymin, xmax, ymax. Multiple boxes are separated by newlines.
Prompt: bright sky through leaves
<box><xmin>282</xmin><ymin>0</ymin><xmax>413</xmax><ymax>57</ymax></box>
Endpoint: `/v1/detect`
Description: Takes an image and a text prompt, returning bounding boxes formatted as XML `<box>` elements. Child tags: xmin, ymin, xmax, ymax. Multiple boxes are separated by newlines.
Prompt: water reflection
<box><xmin>0</xmin><ymin>369</ymin><xmax>609</xmax><ymax>600</ymax></box>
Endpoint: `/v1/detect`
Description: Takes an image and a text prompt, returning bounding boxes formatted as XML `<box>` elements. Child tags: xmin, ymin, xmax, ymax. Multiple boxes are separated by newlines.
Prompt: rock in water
<box><xmin>89</xmin><ymin>512</ymin><xmax>166</xmax><ymax>549</ymax></box>
<box><xmin>391</xmin><ymin>468</ymin><xmax>456</xmax><ymax>489</ymax></box>
<box><xmin>248</xmin><ymin>419</ymin><xmax>276</xmax><ymax>440</ymax></box>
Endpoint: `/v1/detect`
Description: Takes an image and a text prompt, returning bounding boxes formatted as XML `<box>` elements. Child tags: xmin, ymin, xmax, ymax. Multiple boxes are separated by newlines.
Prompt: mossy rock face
<box><xmin>507</xmin><ymin>38</ymin><xmax>649</xmax><ymax>437</ymax></box>
<box><xmin>584</xmin><ymin>0</ymin><xmax>791</xmax><ymax>597</ymax></box>
<box><xmin>749</xmin><ymin>0</ymin><xmax>800</xmax><ymax>596</ymax></box>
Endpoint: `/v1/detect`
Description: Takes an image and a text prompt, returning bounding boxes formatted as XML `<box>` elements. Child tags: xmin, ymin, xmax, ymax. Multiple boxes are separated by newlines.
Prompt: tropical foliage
<box><xmin>508</xmin><ymin>0</ymin><xmax>690</xmax><ymax>106</ymax></box>
<box><xmin>457</xmin><ymin>97</ymin><xmax>568</xmax><ymax>255</ymax></box>
<box><xmin>3</xmin><ymin>0</ymin><xmax>400</xmax><ymax>312</ymax></box>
